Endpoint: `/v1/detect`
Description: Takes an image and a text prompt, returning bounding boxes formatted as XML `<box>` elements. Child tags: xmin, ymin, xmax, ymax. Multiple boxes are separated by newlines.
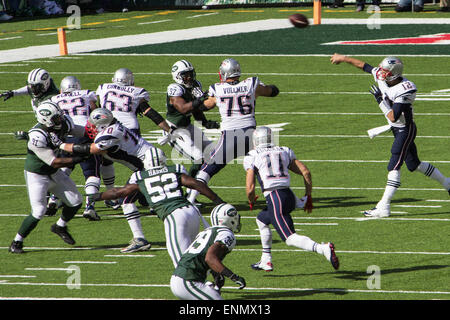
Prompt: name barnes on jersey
<box><xmin>106</xmin><ymin>84</ymin><xmax>136</xmax><ymax>93</ymax></box>
<box><xmin>223</xmin><ymin>85</ymin><xmax>248</xmax><ymax>94</ymax></box>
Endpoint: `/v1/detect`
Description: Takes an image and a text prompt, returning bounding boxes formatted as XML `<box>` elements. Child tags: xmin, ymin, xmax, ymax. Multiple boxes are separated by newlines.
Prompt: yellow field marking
<box><xmin>108</xmin><ymin>18</ymin><xmax>130</xmax><ymax>22</ymax></box>
<box><xmin>156</xmin><ymin>11</ymin><xmax>177</xmax><ymax>15</ymax></box>
<box><xmin>82</xmin><ymin>21</ymin><xmax>105</xmax><ymax>26</ymax></box>
<box><xmin>32</xmin><ymin>27</ymin><xmax>56</xmax><ymax>31</ymax></box>
<box><xmin>132</xmin><ymin>15</ymin><xmax>153</xmax><ymax>19</ymax></box>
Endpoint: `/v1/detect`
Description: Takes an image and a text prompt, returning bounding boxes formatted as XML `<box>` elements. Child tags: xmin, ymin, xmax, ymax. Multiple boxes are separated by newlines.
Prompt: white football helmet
<box><xmin>35</xmin><ymin>100</ymin><xmax>64</xmax><ymax>130</ymax></box>
<box><xmin>210</xmin><ymin>203</ymin><xmax>241</xmax><ymax>233</ymax></box>
<box><xmin>60</xmin><ymin>76</ymin><xmax>81</xmax><ymax>93</ymax></box>
<box><xmin>87</xmin><ymin>108</ymin><xmax>115</xmax><ymax>138</ymax></box>
<box><xmin>143</xmin><ymin>148</ymin><xmax>167</xmax><ymax>170</ymax></box>
<box><xmin>219</xmin><ymin>58</ymin><xmax>241</xmax><ymax>81</ymax></box>
<box><xmin>27</xmin><ymin>68</ymin><xmax>52</xmax><ymax>97</ymax></box>
<box><xmin>253</xmin><ymin>126</ymin><xmax>274</xmax><ymax>148</ymax></box>
<box><xmin>377</xmin><ymin>56</ymin><xmax>404</xmax><ymax>82</ymax></box>
<box><xmin>112</xmin><ymin>68</ymin><xmax>134</xmax><ymax>86</ymax></box>
<box><xmin>171</xmin><ymin>60</ymin><xmax>196</xmax><ymax>88</ymax></box>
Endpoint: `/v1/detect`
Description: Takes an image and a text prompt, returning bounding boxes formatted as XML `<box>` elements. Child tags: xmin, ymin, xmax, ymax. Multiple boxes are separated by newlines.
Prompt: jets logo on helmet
<box><xmin>35</xmin><ymin>101</ymin><xmax>64</xmax><ymax>130</ymax></box>
<box><xmin>210</xmin><ymin>203</ymin><xmax>241</xmax><ymax>233</ymax></box>
<box><xmin>377</xmin><ymin>56</ymin><xmax>403</xmax><ymax>82</ymax></box>
<box><xmin>171</xmin><ymin>60</ymin><xmax>196</xmax><ymax>88</ymax></box>
<box><xmin>143</xmin><ymin>148</ymin><xmax>167</xmax><ymax>170</ymax></box>
<box><xmin>27</xmin><ymin>68</ymin><xmax>52</xmax><ymax>98</ymax></box>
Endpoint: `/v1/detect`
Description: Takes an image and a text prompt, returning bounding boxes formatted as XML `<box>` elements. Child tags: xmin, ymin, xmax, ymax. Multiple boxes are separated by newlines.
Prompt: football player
<box><xmin>87</xmin><ymin>147</ymin><xmax>226</xmax><ymax>267</ymax></box>
<box><xmin>159</xmin><ymin>60</ymin><xmax>218</xmax><ymax>180</ymax></box>
<box><xmin>51</xmin><ymin>76</ymin><xmax>102</xmax><ymax>221</ymax></box>
<box><xmin>9</xmin><ymin>101</ymin><xmax>89</xmax><ymax>254</ymax></box>
<box><xmin>96</xmin><ymin>68</ymin><xmax>173</xmax><ymax>208</ymax></box>
<box><xmin>244</xmin><ymin>126</ymin><xmax>339</xmax><ymax>271</ymax></box>
<box><xmin>331</xmin><ymin>53</ymin><xmax>450</xmax><ymax>217</ymax></box>
<box><xmin>170</xmin><ymin>204</ymin><xmax>245</xmax><ymax>300</ymax></box>
<box><xmin>60</xmin><ymin>108</ymin><xmax>158</xmax><ymax>253</ymax></box>
<box><xmin>186</xmin><ymin>58</ymin><xmax>279</xmax><ymax>205</ymax></box>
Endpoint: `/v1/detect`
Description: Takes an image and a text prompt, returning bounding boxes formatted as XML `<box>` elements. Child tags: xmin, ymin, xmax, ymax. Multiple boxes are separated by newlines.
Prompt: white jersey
<box><xmin>96</xmin><ymin>83</ymin><xmax>150</xmax><ymax>130</ymax></box>
<box><xmin>209</xmin><ymin>77</ymin><xmax>259</xmax><ymax>130</ymax></box>
<box><xmin>51</xmin><ymin>90</ymin><xmax>97</xmax><ymax>127</ymax></box>
<box><xmin>371</xmin><ymin>67</ymin><xmax>417</xmax><ymax>128</ymax></box>
<box><xmin>93</xmin><ymin>121</ymin><xmax>153</xmax><ymax>171</ymax></box>
<box><xmin>243</xmin><ymin>145</ymin><xmax>296</xmax><ymax>197</ymax></box>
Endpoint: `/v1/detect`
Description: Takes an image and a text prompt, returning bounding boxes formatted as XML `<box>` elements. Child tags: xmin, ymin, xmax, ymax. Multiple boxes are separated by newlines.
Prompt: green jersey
<box><xmin>166</xmin><ymin>80</ymin><xmax>202</xmax><ymax>127</ymax></box>
<box><xmin>173</xmin><ymin>226</ymin><xmax>236</xmax><ymax>282</ymax></box>
<box><xmin>130</xmin><ymin>164</ymin><xmax>191</xmax><ymax>220</ymax></box>
<box><xmin>24</xmin><ymin>117</ymin><xmax>75</xmax><ymax>175</ymax></box>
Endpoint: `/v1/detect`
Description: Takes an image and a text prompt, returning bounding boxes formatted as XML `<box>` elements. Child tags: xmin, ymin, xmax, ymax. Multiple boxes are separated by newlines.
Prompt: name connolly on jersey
<box><xmin>105</xmin><ymin>84</ymin><xmax>136</xmax><ymax>94</ymax></box>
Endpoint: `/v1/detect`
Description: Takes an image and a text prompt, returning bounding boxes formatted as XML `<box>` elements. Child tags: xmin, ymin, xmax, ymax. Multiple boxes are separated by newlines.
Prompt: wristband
<box><xmin>59</xmin><ymin>143</ymin><xmax>67</xmax><ymax>150</ymax></box>
<box><xmin>220</xmin><ymin>267</ymin><xmax>234</xmax><ymax>278</ymax></box>
<box><xmin>378</xmin><ymin>101</ymin><xmax>392</xmax><ymax>116</ymax></box>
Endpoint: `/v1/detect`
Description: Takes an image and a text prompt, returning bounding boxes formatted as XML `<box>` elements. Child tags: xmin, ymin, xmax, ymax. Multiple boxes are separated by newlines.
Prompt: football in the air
<box><xmin>289</xmin><ymin>13</ymin><xmax>309</xmax><ymax>29</ymax></box>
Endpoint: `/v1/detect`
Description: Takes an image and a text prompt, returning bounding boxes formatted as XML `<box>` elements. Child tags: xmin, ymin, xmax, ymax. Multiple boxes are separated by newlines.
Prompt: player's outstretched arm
<box><xmin>181</xmin><ymin>174</ymin><xmax>224</xmax><ymax>205</ymax></box>
<box><xmin>245</xmin><ymin>169</ymin><xmax>258</xmax><ymax>210</ymax></box>
<box><xmin>330</xmin><ymin>53</ymin><xmax>366</xmax><ymax>70</ymax></box>
<box><xmin>289</xmin><ymin>159</ymin><xmax>313</xmax><ymax>212</ymax></box>
<box><xmin>90</xmin><ymin>184</ymin><xmax>139</xmax><ymax>202</ymax></box>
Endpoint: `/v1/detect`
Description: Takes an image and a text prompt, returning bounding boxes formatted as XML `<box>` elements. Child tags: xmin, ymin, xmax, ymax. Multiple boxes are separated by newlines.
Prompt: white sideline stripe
<box><xmin>104</xmin><ymin>255</ymin><xmax>155</xmax><ymax>258</ymax></box>
<box><xmin>78</xmin><ymin>53</ymin><xmax>450</xmax><ymax>57</ymax></box>
<box><xmin>394</xmin><ymin>205</ymin><xmax>442</xmax><ymax>208</ymax></box>
<box><xmin>25</xmin><ymin>268</ymin><xmax>72</xmax><ymax>271</ymax></box>
<box><xmin>63</xmin><ymin>261</ymin><xmax>117</xmax><ymax>264</ymax></box>
<box><xmin>0</xmin><ymin>282</ymin><xmax>448</xmax><ymax>296</ymax></box>
<box><xmin>294</xmin><ymin>223</ymin><xmax>339</xmax><ymax>226</ymax></box>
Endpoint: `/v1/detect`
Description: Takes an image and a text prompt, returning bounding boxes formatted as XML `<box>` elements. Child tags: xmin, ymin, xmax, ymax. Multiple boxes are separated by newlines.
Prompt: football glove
<box><xmin>49</xmin><ymin>132</ymin><xmax>63</xmax><ymax>148</ymax></box>
<box><xmin>0</xmin><ymin>90</ymin><xmax>13</xmax><ymax>101</ymax></box>
<box><xmin>369</xmin><ymin>85</ymin><xmax>383</xmax><ymax>104</ymax></box>
<box><xmin>211</xmin><ymin>270</ymin><xmax>225</xmax><ymax>291</ymax></box>
<box><xmin>249</xmin><ymin>195</ymin><xmax>259</xmax><ymax>211</ymax></box>
<box><xmin>230</xmin><ymin>274</ymin><xmax>246</xmax><ymax>290</ymax></box>
<box><xmin>14</xmin><ymin>131</ymin><xmax>29</xmax><ymax>141</ymax></box>
<box><xmin>202</xmin><ymin>120</ymin><xmax>220</xmax><ymax>129</ymax></box>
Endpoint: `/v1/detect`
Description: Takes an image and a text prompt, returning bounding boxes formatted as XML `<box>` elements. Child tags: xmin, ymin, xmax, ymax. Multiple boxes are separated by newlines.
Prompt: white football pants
<box><xmin>170</xmin><ymin>275</ymin><xmax>223</xmax><ymax>300</ymax></box>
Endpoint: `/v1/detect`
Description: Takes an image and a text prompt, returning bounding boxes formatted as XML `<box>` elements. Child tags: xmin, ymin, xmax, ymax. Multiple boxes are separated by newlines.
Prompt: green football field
<box><xmin>0</xmin><ymin>6</ymin><xmax>449</xmax><ymax>304</ymax></box>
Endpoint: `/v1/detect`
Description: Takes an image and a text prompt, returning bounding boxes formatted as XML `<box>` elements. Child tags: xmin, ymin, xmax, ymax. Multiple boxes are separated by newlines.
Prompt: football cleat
<box><xmin>324</xmin><ymin>242</ymin><xmax>340</xmax><ymax>270</ymax></box>
<box><xmin>50</xmin><ymin>224</ymin><xmax>76</xmax><ymax>245</ymax></box>
<box><xmin>251</xmin><ymin>260</ymin><xmax>274</xmax><ymax>272</ymax></box>
<box><xmin>104</xmin><ymin>199</ymin><xmax>121</xmax><ymax>210</ymax></box>
<box><xmin>363</xmin><ymin>207</ymin><xmax>390</xmax><ymax>218</ymax></box>
<box><xmin>120</xmin><ymin>238</ymin><xmax>151</xmax><ymax>253</ymax></box>
<box><xmin>9</xmin><ymin>240</ymin><xmax>24</xmax><ymax>254</ymax></box>
<box><xmin>83</xmin><ymin>205</ymin><xmax>100</xmax><ymax>221</ymax></box>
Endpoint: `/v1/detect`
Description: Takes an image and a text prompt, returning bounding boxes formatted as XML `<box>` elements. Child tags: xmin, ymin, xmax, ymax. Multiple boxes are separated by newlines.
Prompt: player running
<box><xmin>88</xmin><ymin>147</ymin><xmax>226</xmax><ymax>267</ymax></box>
<box><xmin>244</xmin><ymin>126</ymin><xmax>339</xmax><ymax>271</ymax></box>
<box><xmin>331</xmin><ymin>53</ymin><xmax>450</xmax><ymax>217</ymax></box>
<box><xmin>170</xmin><ymin>203</ymin><xmax>245</xmax><ymax>300</ymax></box>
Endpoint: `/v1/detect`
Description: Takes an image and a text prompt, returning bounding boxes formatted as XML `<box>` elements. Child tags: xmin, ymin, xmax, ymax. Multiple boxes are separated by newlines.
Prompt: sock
<box><xmin>17</xmin><ymin>214</ymin><xmax>40</xmax><ymax>239</ymax></box>
<box><xmin>85</xmin><ymin>176</ymin><xmax>101</xmax><ymax>207</ymax></box>
<box><xmin>14</xmin><ymin>234</ymin><xmax>24</xmax><ymax>242</ymax></box>
<box><xmin>285</xmin><ymin>233</ymin><xmax>317</xmax><ymax>252</ymax></box>
<box><xmin>416</xmin><ymin>162</ymin><xmax>446</xmax><ymax>185</ymax></box>
<box><xmin>256</xmin><ymin>219</ymin><xmax>272</xmax><ymax>261</ymax></box>
<box><xmin>377</xmin><ymin>170</ymin><xmax>401</xmax><ymax>209</ymax></box>
<box><xmin>122</xmin><ymin>203</ymin><xmax>145</xmax><ymax>239</ymax></box>
<box><xmin>101</xmin><ymin>164</ymin><xmax>115</xmax><ymax>190</ymax></box>
<box><xmin>60</xmin><ymin>203</ymin><xmax>82</xmax><ymax>223</ymax></box>
<box><xmin>56</xmin><ymin>218</ymin><xmax>67</xmax><ymax>227</ymax></box>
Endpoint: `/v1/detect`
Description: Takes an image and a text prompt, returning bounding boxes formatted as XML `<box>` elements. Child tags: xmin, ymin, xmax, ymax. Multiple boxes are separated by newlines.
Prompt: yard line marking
<box><xmin>394</xmin><ymin>205</ymin><xmax>442</xmax><ymax>208</ymax></box>
<box><xmin>25</xmin><ymin>268</ymin><xmax>72</xmax><ymax>271</ymax></box>
<box><xmin>294</xmin><ymin>223</ymin><xmax>339</xmax><ymax>226</ymax></box>
<box><xmin>78</xmin><ymin>53</ymin><xmax>450</xmax><ymax>57</ymax></box>
<box><xmin>104</xmin><ymin>255</ymin><xmax>155</xmax><ymax>258</ymax></box>
<box><xmin>0</xmin><ymin>297</ymin><xmax>163</xmax><ymax>300</ymax></box>
<box><xmin>0</xmin><ymin>275</ymin><xmax>36</xmax><ymax>278</ymax></box>
<box><xmin>0</xmin><ymin>282</ymin><xmax>448</xmax><ymax>296</ymax></box>
<box><xmin>0</xmin><ymin>36</ymin><xmax>22</xmax><ymax>41</ymax></box>
<box><xmin>63</xmin><ymin>261</ymin><xmax>117</xmax><ymax>264</ymax></box>
<box><xmin>187</xmin><ymin>12</ymin><xmax>219</xmax><ymax>18</ymax></box>
<box><xmin>427</xmin><ymin>199</ymin><xmax>450</xmax><ymax>202</ymax></box>
<box><xmin>137</xmin><ymin>19</ymin><xmax>172</xmax><ymax>25</ymax></box>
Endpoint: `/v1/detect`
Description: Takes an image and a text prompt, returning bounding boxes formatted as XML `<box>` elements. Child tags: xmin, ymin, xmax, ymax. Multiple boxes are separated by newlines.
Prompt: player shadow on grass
<box><xmin>228</xmin><ymin>288</ymin><xmax>348</xmax><ymax>299</ymax></box>
<box><xmin>312</xmin><ymin>197</ymin><xmax>422</xmax><ymax>209</ymax></box>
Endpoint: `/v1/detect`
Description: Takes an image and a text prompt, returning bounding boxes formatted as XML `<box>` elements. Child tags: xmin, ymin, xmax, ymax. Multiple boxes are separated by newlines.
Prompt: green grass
<box><xmin>0</xmin><ymin>7</ymin><xmax>449</xmax><ymax>303</ymax></box>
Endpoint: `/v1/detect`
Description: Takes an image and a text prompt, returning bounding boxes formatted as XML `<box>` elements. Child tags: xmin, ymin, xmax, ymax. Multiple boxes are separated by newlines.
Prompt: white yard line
<box><xmin>63</xmin><ymin>261</ymin><xmax>117</xmax><ymax>264</ymax></box>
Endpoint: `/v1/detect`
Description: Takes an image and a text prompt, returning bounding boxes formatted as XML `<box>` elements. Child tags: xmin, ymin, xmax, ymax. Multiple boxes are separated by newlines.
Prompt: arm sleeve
<box><xmin>27</xmin><ymin>131</ymin><xmax>57</xmax><ymax>166</ymax></box>
<box><xmin>12</xmin><ymin>86</ymin><xmax>29</xmax><ymax>96</ymax></box>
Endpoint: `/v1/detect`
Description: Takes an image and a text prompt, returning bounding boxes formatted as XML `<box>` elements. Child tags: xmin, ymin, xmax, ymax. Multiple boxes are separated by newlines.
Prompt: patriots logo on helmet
<box><xmin>92</xmin><ymin>113</ymin><xmax>107</xmax><ymax>121</ymax></box>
